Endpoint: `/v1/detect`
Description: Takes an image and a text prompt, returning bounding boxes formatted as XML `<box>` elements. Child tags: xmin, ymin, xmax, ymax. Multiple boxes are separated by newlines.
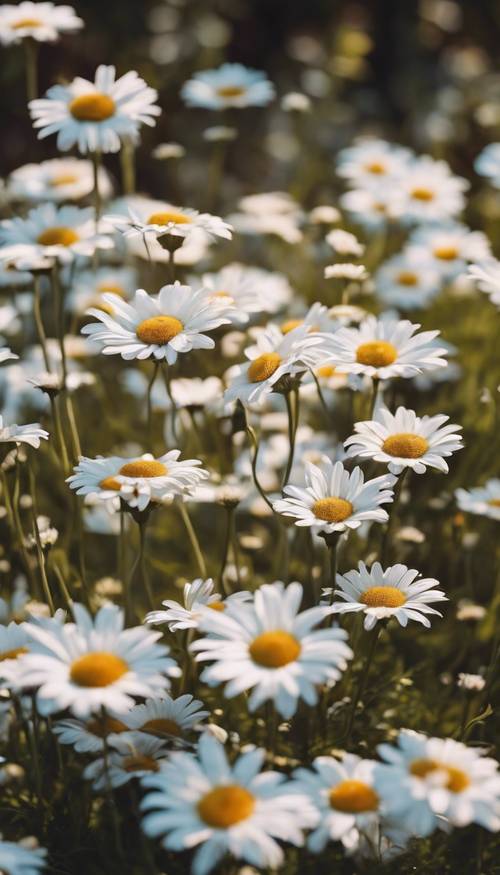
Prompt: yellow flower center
<box><xmin>329</xmin><ymin>779</ymin><xmax>379</xmax><ymax>812</ymax></box>
<box><xmin>70</xmin><ymin>652</ymin><xmax>128</xmax><ymax>687</ymax></box>
<box><xmin>281</xmin><ymin>318</ymin><xmax>303</xmax><ymax>334</ymax></box>
<box><xmin>247</xmin><ymin>352</ymin><xmax>282</xmax><ymax>383</ymax></box>
<box><xmin>208</xmin><ymin>601</ymin><xmax>225</xmax><ymax>612</ymax></box>
<box><xmin>118</xmin><ymin>460</ymin><xmax>167</xmax><ymax>478</ymax></box>
<box><xmin>37</xmin><ymin>227</ymin><xmax>80</xmax><ymax>247</ymax></box>
<box><xmin>69</xmin><ymin>93</ymin><xmax>116</xmax><ymax>122</ymax></box>
<box><xmin>411</xmin><ymin>187</ymin><xmax>435</xmax><ymax>202</ymax></box>
<box><xmin>249</xmin><ymin>630</ymin><xmax>301</xmax><ymax>668</ymax></box>
<box><xmin>410</xmin><ymin>759</ymin><xmax>470</xmax><ymax>793</ymax></box>
<box><xmin>433</xmin><ymin>245</ymin><xmax>458</xmax><ymax>261</ymax></box>
<box><xmin>99</xmin><ymin>476</ymin><xmax>122</xmax><ymax>491</ymax></box>
<box><xmin>142</xmin><ymin>718</ymin><xmax>182</xmax><ymax>737</ymax></box>
<box><xmin>360</xmin><ymin>586</ymin><xmax>406</xmax><ymax>608</ymax></box>
<box><xmin>0</xmin><ymin>646</ymin><xmax>27</xmax><ymax>662</ymax></box>
<box><xmin>136</xmin><ymin>315</ymin><xmax>184</xmax><ymax>345</ymax></box>
<box><xmin>12</xmin><ymin>17</ymin><xmax>42</xmax><ymax>28</ymax></box>
<box><xmin>123</xmin><ymin>754</ymin><xmax>159</xmax><ymax>773</ymax></box>
<box><xmin>316</xmin><ymin>365</ymin><xmax>336</xmax><ymax>378</ymax></box>
<box><xmin>147</xmin><ymin>211</ymin><xmax>191</xmax><ymax>226</ymax></box>
<box><xmin>397</xmin><ymin>271</ymin><xmax>419</xmax><ymax>286</ymax></box>
<box><xmin>210</xmin><ymin>290</ymin><xmax>234</xmax><ymax>303</ymax></box>
<box><xmin>382</xmin><ymin>433</ymin><xmax>429</xmax><ymax>459</ymax></box>
<box><xmin>488</xmin><ymin>499</ymin><xmax>500</xmax><ymax>507</ymax></box>
<box><xmin>97</xmin><ymin>282</ymin><xmax>126</xmax><ymax>296</ymax></box>
<box><xmin>86</xmin><ymin>716</ymin><xmax>128</xmax><ymax>737</ymax></box>
<box><xmin>356</xmin><ymin>341</ymin><xmax>397</xmax><ymax>368</ymax></box>
<box><xmin>365</xmin><ymin>161</ymin><xmax>386</xmax><ymax>174</ymax></box>
<box><xmin>197</xmin><ymin>785</ymin><xmax>255</xmax><ymax>827</ymax></box>
<box><xmin>50</xmin><ymin>174</ymin><xmax>79</xmax><ymax>186</ymax></box>
<box><xmin>312</xmin><ymin>497</ymin><xmax>353</xmax><ymax>523</ymax></box>
<box><xmin>217</xmin><ymin>86</ymin><xmax>246</xmax><ymax>98</ymax></box>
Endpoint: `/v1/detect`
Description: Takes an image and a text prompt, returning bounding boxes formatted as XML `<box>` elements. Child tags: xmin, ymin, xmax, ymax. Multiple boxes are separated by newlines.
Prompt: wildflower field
<box><xmin>0</xmin><ymin>1</ymin><xmax>500</xmax><ymax>873</ymax></box>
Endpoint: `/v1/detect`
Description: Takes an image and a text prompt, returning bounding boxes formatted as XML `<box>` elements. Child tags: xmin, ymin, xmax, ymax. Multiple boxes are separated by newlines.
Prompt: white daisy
<box><xmin>375</xmin><ymin>730</ymin><xmax>500</xmax><ymax>835</ymax></box>
<box><xmin>66</xmin><ymin>265</ymin><xmax>137</xmax><ymax>315</ymax></box>
<box><xmin>273</xmin><ymin>460</ymin><xmax>395</xmax><ymax>536</ymax></box>
<box><xmin>146</xmin><ymin>578</ymin><xmax>250</xmax><ymax>632</ymax></box>
<box><xmin>191</xmin><ymin>581</ymin><xmax>352</xmax><ymax>718</ymax></box>
<box><xmin>84</xmin><ymin>732</ymin><xmax>171</xmax><ymax>790</ymax></box>
<box><xmin>67</xmin><ymin>451</ymin><xmax>209</xmax><ymax>512</ymax></box>
<box><xmin>141</xmin><ymin>732</ymin><xmax>316</xmax><ymax>875</ymax></box>
<box><xmin>20</xmin><ymin>603</ymin><xmax>176</xmax><ymax>718</ymax></box>
<box><xmin>336</xmin><ymin>138</ymin><xmax>413</xmax><ymax>188</ymax></box>
<box><xmin>194</xmin><ymin>263</ymin><xmax>267</xmax><ymax>324</ymax></box>
<box><xmin>0</xmin><ymin>835</ymin><xmax>46</xmax><ymax>874</ymax></box>
<box><xmin>0</xmin><ymin>622</ymin><xmax>30</xmax><ymax>689</ymax></box>
<box><xmin>181</xmin><ymin>63</ymin><xmax>275</xmax><ymax>110</ymax></box>
<box><xmin>121</xmin><ymin>694</ymin><xmax>209</xmax><ymax>740</ymax></box>
<box><xmin>325</xmin><ymin>263</ymin><xmax>368</xmax><ymax>281</ymax></box>
<box><xmin>292</xmin><ymin>754</ymin><xmax>381</xmax><ymax>851</ymax></box>
<box><xmin>279</xmin><ymin>302</ymin><xmax>339</xmax><ymax>336</ymax></box>
<box><xmin>374</xmin><ymin>252</ymin><xmax>442</xmax><ymax>311</ymax></box>
<box><xmin>7</xmin><ymin>158</ymin><xmax>112</xmax><ymax>203</ymax></box>
<box><xmin>29</xmin><ymin>64</ymin><xmax>160</xmax><ymax>154</ymax></box>
<box><xmin>0</xmin><ymin>1</ymin><xmax>82</xmax><ymax>44</ymax></box>
<box><xmin>391</xmin><ymin>156</ymin><xmax>468</xmax><ymax>224</ymax></box>
<box><xmin>455</xmin><ymin>479</ymin><xmax>500</xmax><ymax>521</ymax></box>
<box><xmin>468</xmin><ymin>259</ymin><xmax>500</xmax><ymax>308</ymax></box>
<box><xmin>52</xmin><ymin>713</ymin><xmax>130</xmax><ymax>753</ymax></box>
<box><xmin>406</xmin><ymin>222</ymin><xmax>490</xmax><ymax>280</ymax></box>
<box><xmin>104</xmin><ymin>200</ymin><xmax>232</xmax><ymax>244</ymax></box>
<box><xmin>339</xmin><ymin>187</ymin><xmax>397</xmax><ymax>229</ymax></box>
<box><xmin>0</xmin><ymin>415</ymin><xmax>48</xmax><ymax>448</ymax></box>
<box><xmin>322</xmin><ymin>315</ymin><xmax>448</xmax><ymax>380</ymax></box>
<box><xmin>0</xmin><ymin>347</ymin><xmax>18</xmax><ymax>364</ymax></box>
<box><xmin>328</xmin><ymin>561</ymin><xmax>447</xmax><ymax>630</ymax></box>
<box><xmin>227</xmin><ymin>192</ymin><xmax>304</xmax><ymax>244</ymax></box>
<box><xmin>344</xmin><ymin>406</ymin><xmax>463</xmax><ymax>475</ymax></box>
<box><xmin>82</xmin><ymin>284</ymin><xmax>231</xmax><ymax>364</ymax></box>
<box><xmin>0</xmin><ymin>203</ymin><xmax>112</xmax><ymax>264</ymax></box>
<box><xmin>475</xmin><ymin>143</ymin><xmax>500</xmax><ymax>188</ymax></box>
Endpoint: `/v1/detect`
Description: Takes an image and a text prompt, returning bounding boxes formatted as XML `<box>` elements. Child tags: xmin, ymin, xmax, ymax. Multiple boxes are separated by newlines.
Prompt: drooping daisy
<box><xmin>20</xmin><ymin>603</ymin><xmax>176</xmax><ymax>718</ymax></box>
<box><xmin>29</xmin><ymin>65</ymin><xmax>160</xmax><ymax>154</ymax></box>
<box><xmin>191</xmin><ymin>581</ymin><xmax>352</xmax><ymax>718</ymax></box>
<box><xmin>52</xmin><ymin>713</ymin><xmax>129</xmax><ymax>753</ymax></box>
<box><xmin>391</xmin><ymin>156</ymin><xmax>468</xmax><ymax>224</ymax></box>
<box><xmin>181</xmin><ymin>63</ymin><xmax>275</xmax><ymax>110</ymax></box>
<box><xmin>327</xmin><ymin>561</ymin><xmax>447</xmax><ymax>630</ymax></box>
<box><xmin>292</xmin><ymin>754</ymin><xmax>381</xmax><ymax>852</ymax></box>
<box><xmin>475</xmin><ymin>143</ymin><xmax>500</xmax><ymax>188</ymax></box>
<box><xmin>66</xmin><ymin>265</ymin><xmax>137</xmax><ymax>315</ymax></box>
<box><xmin>224</xmin><ymin>324</ymin><xmax>324</xmax><ymax>405</ymax></box>
<box><xmin>121</xmin><ymin>693</ymin><xmax>209</xmax><ymax>740</ymax></box>
<box><xmin>0</xmin><ymin>415</ymin><xmax>48</xmax><ymax>448</ymax></box>
<box><xmin>322</xmin><ymin>315</ymin><xmax>448</xmax><ymax>380</ymax></box>
<box><xmin>406</xmin><ymin>222</ymin><xmax>490</xmax><ymax>280</ymax></box>
<box><xmin>375</xmin><ymin>730</ymin><xmax>500</xmax><ymax>835</ymax></box>
<box><xmin>7</xmin><ymin>158</ymin><xmax>112</xmax><ymax>203</ymax></box>
<box><xmin>468</xmin><ymin>259</ymin><xmax>500</xmax><ymax>308</ymax></box>
<box><xmin>67</xmin><ymin>451</ymin><xmax>209</xmax><ymax>512</ymax></box>
<box><xmin>0</xmin><ymin>203</ymin><xmax>112</xmax><ymax>263</ymax></box>
<box><xmin>0</xmin><ymin>1</ymin><xmax>82</xmax><ymax>44</ymax></box>
<box><xmin>374</xmin><ymin>252</ymin><xmax>442</xmax><ymax>310</ymax></box>
<box><xmin>104</xmin><ymin>200</ymin><xmax>232</xmax><ymax>244</ymax></box>
<box><xmin>0</xmin><ymin>835</ymin><xmax>46</xmax><ymax>874</ymax></box>
<box><xmin>336</xmin><ymin>138</ymin><xmax>413</xmax><ymax>188</ymax></box>
<box><xmin>455</xmin><ymin>479</ymin><xmax>500</xmax><ymax>521</ymax></box>
<box><xmin>82</xmin><ymin>284</ymin><xmax>231</xmax><ymax>364</ymax></box>
<box><xmin>273</xmin><ymin>460</ymin><xmax>395</xmax><ymax>536</ymax></box>
<box><xmin>146</xmin><ymin>578</ymin><xmax>250</xmax><ymax>632</ymax></box>
<box><xmin>344</xmin><ymin>406</ymin><xmax>463</xmax><ymax>475</ymax></box>
<box><xmin>84</xmin><ymin>732</ymin><xmax>171</xmax><ymax>790</ymax></box>
<box><xmin>141</xmin><ymin>732</ymin><xmax>316</xmax><ymax>875</ymax></box>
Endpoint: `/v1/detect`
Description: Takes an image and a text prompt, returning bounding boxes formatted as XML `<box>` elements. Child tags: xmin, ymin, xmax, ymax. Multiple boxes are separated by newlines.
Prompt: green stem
<box><xmin>246</xmin><ymin>426</ymin><xmax>274</xmax><ymax>512</ymax></box>
<box><xmin>218</xmin><ymin>507</ymin><xmax>231</xmax><ymax>595</ymax></box>
<box><xmin>344</xmin><ymin>624</ymin><xmax>382</xmax><ymax>742</ymax></box>
<box><xmin>146</xmin><ymin>361</ymin><xmax>159</xmax><ymax>450</ymax></box>
<box><xmin>120</xmin><ymin>139</ymin><xmax>136</xmax><ymax>195</ymax></box>
<box><xmin>11</xmin><ymin>455</ymin><xmax>37</xmax><ymax>591</ymax></box>
<box><xmin>178</xmin><ymin>501</ymin><xmax>206</xmax><ymax>578</ymax></box>
<box><xmin>24</xmin><ymin>37</ymin><xmax>38</xmax><ymax>103</ymax></box>
<box><xmin>282</xmin><ymin>389</ymin><xmax>299</xmax><ymax>488</ymax></box>
<box><xmin>51</xmin><ymin>265</ymin><xmax>67</xmax><ymax>388</ymax></box>
<box><xmin>49</xmin><ymin>396</ymin><xmax>70</xmax><ymax>475</ymax></box>
<box><xmin>28</xmin><ymin>464</ymin><xmax>55</xmax><ymax>614</ymax></box>
<box><xmin>380</xmin><ymin>469</ymin><xmax>408</xmax><ymax>566</ymax></box>
<box><xmin>33</xmin><ymin>275</ymin><xmax>51</xmax><ymax>371</ymax></box>
<box><xmin>162</xmin><ymin>362</ymin><xmax>178</xmax><ymax>444</ymax></box>
<box><xmin>138</xmin><ymin>518</ymin><xmax>155</xmax><ymax>610</ymax></box>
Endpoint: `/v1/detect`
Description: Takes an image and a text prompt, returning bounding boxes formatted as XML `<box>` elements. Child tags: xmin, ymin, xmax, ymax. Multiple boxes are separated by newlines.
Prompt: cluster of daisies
<box><xmin>0</xmin><ymin>2</ymin><xmax>499</xmax><ymax>874</ymax></box>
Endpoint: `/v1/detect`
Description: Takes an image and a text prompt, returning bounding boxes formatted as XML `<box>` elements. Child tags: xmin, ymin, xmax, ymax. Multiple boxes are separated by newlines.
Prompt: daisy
<box><xmin>273</xmin><ymin>460</ymin><xmax>395</xmax><ymax>536</ymax></box>
<box><xmin>339</xmin><ymin>187</ymin><xmax>397</xmax><ymax>229</ymax></box>
<box><xmin>406</xmin><ymin>222</ymin><xmax>490</xmax><ymax>280</ymax></box>
<box><xmin>468</xmin><ymin>259</ymin><xmax>500</xmax><ymax>308</ymax></box>
<box><xmin>224</xmin><ymin>324</ymin><xmax>324</xmax><ymax>405</ymax></box>
<box><xmin>375</xmin><ymin>730</ymin><xmax>500</xmax><ymax>835</ymax></box>
<box><xmin>67</xmin><ymin>451</ymin><xmax>209</xmax><ymax>512</ymax></box>
<box><xmin>141</xmin><ymin>732</ymin><xmax>316</xmax><ymax>875</ymax></box>
<box><xmin>0</xmin><ymin>203</ymin><xmax>112</xmax><ymax>263</ymax></box>
<box><xmin>475</xmin><ymin>143</ymin><xmax>500</xmax><ymax>188</ymax></box>
<box><xmin>0</xmin><ymin>835</ymin><xmax>46</xmax><ymax>874</ymax></box>
<box><xmin>84</xmin><ymin>732</ymin><xmax>171</xmax><ymax>790</ymax></box>
<box><xmin>191</xmin><ymin>581</ymin><xmax>352</xmax><ymax>718</ymax></box>
<box><xmin>52</xmin><ymin>713</ymin><xmax>129</xmax><ymax>753</ymax></box>
<box><xmin>181</xmin><ymin>63</ymin><xmax>275</xmax><ymax>110</ymax></box>
<box><xmin>0</xmin><ymin>347</ymin><xmax>18</xmax><ymax>364</ymax></box>
<box><xmin>20</xmin><ymin>603</ymin><xmax>176</xmax><ymax>718</ymax></box>
<box><xmin>344</xmin><ymin>406</ymin><xmax>463</xmax><ymax>475</ymax></box>
<box><xmin>0</xmin><ymin>2</ymin><xmax>82</xmax><ymax>44</ymax></box>
<box><xmin>121</xmin><ymin>693</ymin><xmax>209</xmax><ymax>740</ymax></box>
<box><xmin>82</xmin><ymin>284</ymin><xmax>231</xmax><ymax>364</ymax></box>
<box><xmin>374</xmin><ymin>252</ymin><xmax>442</xmax><ymax>310</ymax></box>
<box><xmin>7</xmin><ymin>158</ymin><xmax>112</xmax><ymax>203</ymax></box>
<box><xmin>279</xmin><ymin>302</ymin><xmax>338</xmax><ymax>336</ymax></box>
<box><xmin>0</xmin><ymin>622</ymin><xmax>30</xmax><ymax>689</ymax></box>
<box><xmin>292</xmin><ymin>754</ymin><xmax>381</xmax><ymax>852</ymax></box>
<box><xmin>195</xmin><ymin>263</ymin><xmax>267</xmax><ymax>324</ymax></box>
<box><xmin>326</xmin><ymin>228</ymin><xmax>364</xmax><ymax>257</ymax></box>
<box><xmin>29</xmin><ymin>65</ymin><xmax>160</xmax><ymax>154</ymax></box>
<box><xmin>336</xmin><ymin>138</ymin><xmax>413</xmax><ymax>188</ymax></box>
<box><xmin>66</xmin><ymin>265</ymin><xmax>137</xmax><ymax>315</ymax></box>
<box><xmin>0</xmin><ymin>415</ymin><xmax>48</xmax><ymax>448</ymax></box>
<box><xmin>391</xmin><ymin>156</ymin><xmax>468</xmax><ymax>224</ymax></box>
<box><xmin>325</xmin><ymin>263</ymin><xmax>368</xmax><ymax>281</ymax></box>
<box><xmin>146</xmin><ymin>578</ymin><xmax>250</xmax><ymax>632</ymax></box>
<box><xmin>455</xmin><ymin>479</ymin><xmax>500</xmax><ymax>521</ymax></box>
<box><xmin>328</xmin><ymin>561</ymin><xmax>447</xmax><ymax>630</ymax></box>
<box><xmin>104</xmin><ymin>201</ymin><xmax>232</xmax><ymax>244</ymax></box>
<box><xmin>227</xmin><ymin>192</ymin><xmax>304</xmax><ymax>244</ymax></box>
<box><xmin>322</xmin><ymin>315</ymin><xmax>448</xmax><ymax>380</ymax></box>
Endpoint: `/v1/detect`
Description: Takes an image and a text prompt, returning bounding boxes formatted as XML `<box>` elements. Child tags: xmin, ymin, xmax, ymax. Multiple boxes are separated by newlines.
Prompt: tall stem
<box><xmin>51</xmin><ymin>265</ymin><xmax>67</xmax><ymax>388</ymax></box>
<box><xmin>138</xmin><ymin>519</ymin><xmax>155</xmax><ymax>609</ymax></box>
<box><xmin>178</xmin><ymin>500</ymin><xmax>207</xmax><ymax>578</ymax></box>
<box><xmin>162</xmin><ymin>362</ymin><xmax>178</xmax><ymax>444</ymax></box>
<box><xmin>33</xmin><ymin>275</ymin><xmax>51</xmax><ymax>371</ymax></box>
<box><xmin>146</xmin><ymin>361</ymin><xmax>159</xmax><ymax>450</ymax></box>
<box><xmin>24</xmin><ymin>37</ymin><xmax>38</xmax><ymax>103</ymax></box>
<box><xmin>28</xmin><ymin>464</ymin><xmax>55</xmax><ymax>614</ymax></box>
<box><xmin>246</xmin><ymin>426</ymin><xmax>274</xmax><ymax>512</ymax></box>
<box><xmin>380</xmin><ymin>469</ymin><xmax>408</xmax><ymax>566</ymax></box>
<box><xmin>120</xmin><ymin>139</ymin><xmax>136</xmax><ymax>195</ymax></box>
<box><xmin>282</xmin><ymin>389</ymin><xmax>299</xmax><ymax>488</ymax></box>
<box><xmin>344</xmin><ymin>624</ymin><xmax>382</xmax><ymax>742</ymax></box>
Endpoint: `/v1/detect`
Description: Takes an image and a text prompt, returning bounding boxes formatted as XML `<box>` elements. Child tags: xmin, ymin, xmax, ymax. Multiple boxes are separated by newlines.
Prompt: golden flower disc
<box><xmin>142</xmin><ymin>718</ymin><xmax>182</xmax><ymax>737</ymax></box>
<box><xmin>397</xmin><ymin>271</ymin><xmax>419</xmax><ymax>286</ymax></box>
<box><xmin>70</xmin><ymin>652</ymin><xmax>128</xmax><ymax>687</ymax></box>
<box><xmin>197</xmin><ymin>785</ymin><xmax>255</xmax><ymax>827</ymax></box>
<box><xmin>118</xmin><ymin>460</ymin><xmax>167</xmax><ymax>478</ymax></box>
<box><xmin>410</xmin><ymin>759</ymin><xmax>470</xmax><ymax>793</ymax></box>
<box><xmin>136</xmin><ymin>315</ymin><xmax>184</xmax><ymax>345</ymax></box>
<box><xmin>37</xmin><ymin>226</ymin><xmax>80</xmax><ymax>247</ymax></box>
<box><xmin>382</xmin><ymin>433</ymin><xmax>428</xmax><ymax>459</ymax></box>
<box><xmin>355</xmin><ymin>341</ymin><xmax>397</xmax><ymax>368</ymax></box>
<box><xmin>329</xmin><ymin>779</ymin><xmax>379</xmax><ymax>812</ymax></box>
<box><xmin>147</xmin><ymin>211</ymin><xmax>191</xmax><ymax>226</ymax></box>
<box><xmin>312</xmin><ymin>497</ymin><xmax>353</xmax><ymax>523</ymax></box>
<box><xmin>249</xmin><ymin>630</ymin><xmax>301</xmax><ymax>668</ymax></box>
<box><xmin>69</xmin><ymin>93</ymin><xmax>116</xmax><ymax>122</ymax></box>
<box><xmin>123</xmin><ymin>754</ymin><xmax>159</xmax><ymax>773</ymax></box>
<box><xmin>360</xmin><ymin>586</ymin><xmax>406</xmax><ymax>608</ymax></box>
<box><xmin>247</xmin><ymin>352</ymin><xmax>282</xmax><ymax>383</ymax></box>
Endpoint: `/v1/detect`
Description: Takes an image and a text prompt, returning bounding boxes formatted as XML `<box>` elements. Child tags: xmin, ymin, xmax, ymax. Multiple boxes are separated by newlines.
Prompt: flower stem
<box><xmin>178</xmin><ymin>500</ymin><xmax>207</xmax><ymax>578</ymax></box>
<box><xmin>380</xmin><ymin>469</ymin><xmax>408</xmax><ymax>566</ymax></box>
<box><xmin>120</xmin><ymin>138</ymin><xmax>136</xmax><ymax>195</ymax></box>
<box><xmin>33</xmin><ymin>275</ymin><xmax>51</xmax><ymax>371</ymax></box>
<box><xmin>24</xmin><ymin>37</ymin><xmax>38</xmax><ymax>103</ymax></box>
<box><xmin>246</xmin><ymin>425</ymin><xmax>275</xmax><ymax>512</ymax></box>
<box><xmin>161</xmin><ymin>362</ymin><xmax>178</xmax><ymax>444</ymax></box>
<box><xmin>146</xmin><ymin>361</ymin><xmax>159</xmax><ymax>450</ymax></box>
<box><xmin>28</xmin><ymin>463</ymin><xmax>55</xmax><ymax>614</ymax></box>
<box><xmin>282</xmin><ymin>389</ymin><xmax>299</xmax><ymax>488</ymax></box>
<box><xmin>344</xmin><ymin>624</ymin><xmax>382</xmax><ymax>742</ymax></box>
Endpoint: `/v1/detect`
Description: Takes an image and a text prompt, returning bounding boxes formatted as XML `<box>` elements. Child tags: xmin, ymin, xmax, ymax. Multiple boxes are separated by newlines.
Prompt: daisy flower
<box><xmin>224</xmin><ymin>324</ymin><xmax>324</xmax><ymax>405</ymax></box>
<box><xmin>67</xmin><ymin>451</ymin><xmax>209</xmax><ymax>512</ymax></box>
<box><xmin>374</xmin><ymin>252</ymin><xmax>442</xmax><ymax>311</ymax></box>
<box><xmin>146</xmin><ymin>578</ymin><xmax>250</xmax><ymax>632</ymax></box>
<box><xmin>323</xmin><ymin>315</ymin><xmax>448</xmax><ymax>380</ymax></box>
<box><xmin>66</xmin><ymin>265</ymin><xmax>137</xmax><ymax>315</ymax></box>
<box><xmin>20</xmin><ymin>603</ymin><xmax>176</xmax><ymax>718</ymax></box>
<box><xmin>7</xmin><ymin>158</ymin><xmax>112</xmax><ymax>203</ymax></box>
<box><xmin>121</xmin><ymin>694</ymin><xmax>209</xmax><ymax>740</ymax></box>
<box><xmin>227</xmin><ymin>192</ymin><xmax>304</xmax><ymax>244</ymax></box>
<box><xmin>181</xmin><ymin>63</ymin><xmax>275</xmax><ymax>110</ymax></box>
<box><xmin>0</xmin><ymin>203</ymin><xmax>112</xmax><ymax>263</ymax></box>
<box><xmin>273</xmin><ymin>460</ymin><xmax>395</xmax><ymax>536</ymax></box>
<box><xmin>344</xmin><ymin>406</ymin><xmax>463</xmax><ymax>475</ymax></box>
<box><xmin>0</xmin><ymin>835</ymin><xmax>46</xmax><ymax>874</ymax></box>
<box><xmin>0</xmin><ymin>622</ymin><xmax>30</xmax><ymax>689</ymax></box>
<box><xmin>339</xmin><ymin>187</ymin><xmax>397</xmax><ymax>229</ymax></box>
<box><xmin>195</xmin><ymin>263</ymin><xmax>267</xmax><ymax>324</ymax></box>
<box><xmin>292</xmin><ymin>754</ymin><xmax>381</xmax><ymax>852</ymax></box>
<box><xmin>141</xmin><ymin>732</ymin><xmax>316</xmax><ymax>875</ymax></box>
<box><xmin>455</xmin><ymin>479</ymin><xmax>500</xmax><ymax>521</ymax></box>
<box><xmin>82</xmin><ymin>284</ymin><xmax>231</xmax><ymax>364</ymax></box>
<box><xmin>468</xmin><ymin>259</ymin><xmax>500</xmax><ymax>308</ymax></box>
<box><xmin>375</xmin><ymin>730</ymin><xmax>500</xmax><ymax>835</ymax></box>
<box><xmin>325</xmin><ymin>263</ymin><xmax>368</xmax><ymax>281</ymax></box>
<box><xmin>0</xmin><ymin>2</ymin><xmax>82</xmax><ymax>44</ymax></box>
<box><xmin>0</xmin><ymin>415</ymin><xmax>48</xmax><ymax>448</ymax></box>
<box><xmin>0</xmin><ymin>347</ymin><xmax>18</xmax><ymax>364</ymax></box>
<box><xmin>29</xmin><ymin>65</ymin><xmax>160</xmax><ymax>154</ymax></box>
<box><xmin>279</xmin><ymin>302</ymin><xmax>338</xmax><ymax>336</ymax></box>
<box><xmin>191</xmin><ymin>581</ymin><xmax>352</xmax><ymax>718</ymax></box>
<box><xmin>475</xmin><ymin>143</ymin><xmax>500</xmax><ymax>188</ymax></box>
<box><xmin>53</xmin><ymin>712</ymin><xmax>129</xmax><ymax>753</ymax></box>
<box><xmin>336</xmin><ymin>138</ymin><xmax>413</xmax><ymax>188</ymax></box>
<box><xmin>406</xmin><ymin>222</ymin><xmax>490</xmax><ymax>280</ymax></box>
<box><xmin>104</xmin><ymin>200</ymin><xmax>232</xmax><ymax>244</ymax></box>
<box><xmin>84</xmin><ymin>732</ymin><xmax>171</xmax><ymax>790</ymax></box>
<box><xmin>391</xmin><ymin>156</ymin><xmax>468</xmax><ymax>224</ymax></box>
<box><xmin>328</xmin><ymin>561</ymin><xmax>447</xmax><ymax>630</ymax></box>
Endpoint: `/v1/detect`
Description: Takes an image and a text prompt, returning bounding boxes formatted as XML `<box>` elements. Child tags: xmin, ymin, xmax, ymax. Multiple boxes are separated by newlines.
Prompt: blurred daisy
<box><xmin>227</xmin><ymin>192</ymin><xmax>303</xmax><ymax>244</ymax></box>
<box><xmin>0</xmin><ymin>204</ymin><xmax>112</xmax><ymax>263</ymax></box>
<box><xmin>0</xmin><ymin>347</ymin><xmax>18</xmax><ymax>364</ymax></box>
<box><xmin>84</xmin><ymin>732</ymin><xmax>170</xmax><ymax>790</ymax></box>
<box><xmin>0</xmin><ymin>835</ymin><xmax>46</xmax><ymax>874</ymax></box>
<box><xmin>340</xmin><ymin>187</ymin><xmax>396</xmax><ymax>229</ymax></box>
<box><xmin>82</xmin><ymin>284</ymin><xmax>231</xmax><ymax>364</ymax></box>
<box><xmin>337</xmin><ymin>138</ymin><xmax>413</xmax><ymax>187</ymax></box>
<box><xmin>475</xmin><ymin>143</ymin><xmax>500</xmax><ymax>188</ymax></box>
<box><xmin>53</xmin><ymin>713</ymin><xmax>129</xmax><ymax>753</ymax></box>
<box><xmin>328</xmin><ymin>561</ymin><xmax>447</xmax><ymax>630</ymax></box>
<box><xmin>0</xmin><ymin>622</ymin><xmax>30</xmax><ymax>688</ymax></box>
<box><xmin>0</xmin><ymin>1</ymin><xmax>82</xmax><ymax>44</ymax></box>
<box><xmin>375</xmin><ymin>253</ymin><xmax>441</xmax><ymax>310</ymax></box>
<box><xmin>121</xmin><ymin>694</ymin><xmax>209</xmax><ymax>739</ymax></box>
<box><xmin>141</xmin><ymin>732</ymin><xmax>315</xmax><ymax>874</ymax></box>
<box><xmin>104</xmin><ymin>200</ymin><xmax>232</xmax><ymax>243</ymax></box>
<box><xmin>392</xmin><ymin>156</ymin><xmax>468</xmax><ymax>224</ymax></box>
<box><xmin>146</xmin><ymin>578</ymin><xmax>250</xmax><ymax>632</ymax></box>
<box><xmin>468</xmin><ymin>259</ymin><xmax>500</xmax><ymax>308</ymax></box>
<box><xmin>280</xmin><ymin>302</ymin><xmax>338</xmax><ymax>336</ymax></box>
<box><xmin>21</xmin><ymin>603</ymin><xmax>176</xmax><ymax>718</ymax></box>
<box><xmin>323</xmin><ymin>315</ymin><xmax>448</xmax><ymax>380</ymax></box>
<box><xmin>192</xmin><ymin>581</ymin><xmax>352</xmax><ymax>717</ymax></box>
<box><xmin>375</xmin><ymin>730</ymin><xmax>500</xmax><ymax>835</ymax></box>
<box><xmin>181</xmin><ymin>63</ymin><xmax>275</xmax><ymax>110</ymax></box>
<box><xmin>29</xmin><ymin>65</ymin><xmax>160</xmax><ymax>154</ymax></box>
<box><xmin>0</xmin><ymin>416</ymin><xmax>48</xmax><ymax>448</ymax></box>
<box><xmin>326</xmin><ymin>229</ymin><xmax>364</xmax><ymax>257</ymax></box>
<box><xmin>344</xmin><ymin>406</ymin><xmax>463</xmax><ymax>475</ymax></box>
<box><xmin>455</xmin><ymin>479</ymin><xmax>500</xmax><ymax>521</ymax></box>
<box><xmin>66</xmin><ymin>265</ymin><xmax>137</xmax><ymax>315</ymax></box>
<box><xmin>325</xmin><ymin>263</ymin><xmax>368</xmax><ymax>281</ymax></box>
<box><xmin>406</xmin><ymin>223</ymin><xmax>490</xmax><ymax>280</ymax></box>
<box><xmin>7</xmin><ymin>158</ymin><xmax>112</xmax><ymax>203</ymax></box>
<box><xmin>273</xmin><ymin>460</ymin><xmax>395</xmax><ymax>535</ymax></box>
<box><xmin>195</xmin><ymin>263</ymin><xmax>266</xmax><ymax>324</ymax></box>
